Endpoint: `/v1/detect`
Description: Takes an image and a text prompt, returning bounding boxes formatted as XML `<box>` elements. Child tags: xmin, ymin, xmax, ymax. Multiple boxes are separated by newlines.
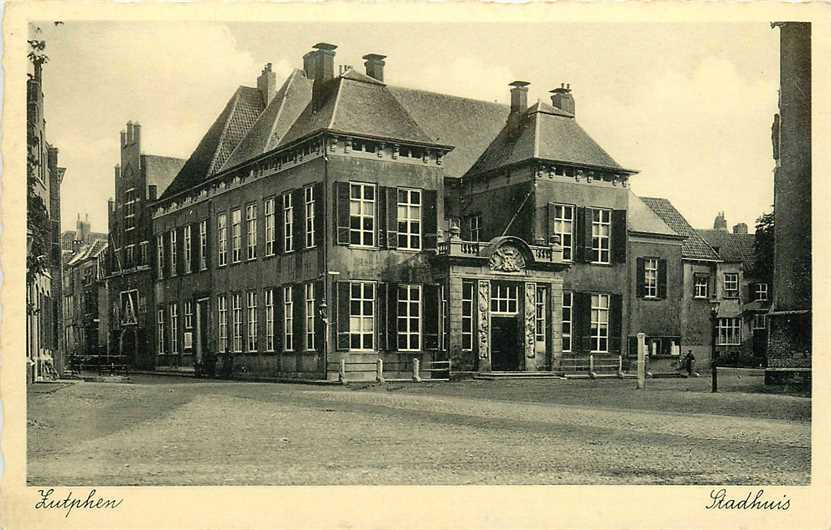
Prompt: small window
<box><xmin>723</xmin><ymin>273</ymin><xmax>739</xmax><ymax>298</ymax></box>
<box><xmin>552</xmin><ymin>205</ymin><xmax>574</xmax><ymax>261</ymax></box>
<box><xmin>591</xmin><ymin>208</ymin><xmax>611</xmax><ymax>264</ymax></box>
<box><xmin>754</xmin><ymin>283</ymin><xmax>769</xmax><ymax>302</ymax></box>
<box><xmin>752</xmin><ymin>314</ymin><xmax>767</xmax><ymax>331</ymax></box>
<box><xmin>490</xmin><ymin>283</ymin><xmax>518</xmax><ymax>314</ymax></box>
<box><xmin>643</xmin><ymin>258</ymin><xmax>658</xmax><ymax>298</ymax></box>
<box><xmin>464</xmin><ymin>214</ymin><xmax>481</xmax><ymax>242</ymax></box>
<box><xmin>717</xmin><ymin>317</ymin><xmax>741</xmax><ymax>345</ymax></box>
<box><xmin>694</xmin><ymin>275</ymin><xmax>709</xmax><ymax>299</ymax></box>
<box><xmin>349</xmin><ymin>183</ymin><xmax>375</xmax><ymax>247</ymax></box>
<box><xmin>397</xmin><ymin>188</ymin><xmax>422</xmax><ymax>250</ymax></box>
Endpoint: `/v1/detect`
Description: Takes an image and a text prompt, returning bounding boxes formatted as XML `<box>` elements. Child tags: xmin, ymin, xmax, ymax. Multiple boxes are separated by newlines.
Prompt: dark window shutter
<box><xmin>636</xmin><ymin>257</ymin><xmax>646</xmax><ymax>298</ymax></box>
<box><xmin>178</xmin><ymin>226</ymin><xmax>186</xmax><ymax>275</ymax></box>
<box><xmin>294</xmin><ymin>282</ymin><xmax>303</xmax><ymax>350</ymax></box>
<box><xmin>386</xmin><ymin>187</ymin><xmax>398</xmax><ymax>249</ymax></box>
<box><xmin>377</xmin><ymin>283</ymin><xmax>387</xmax><ymax>351</ymax></box>
<box><xmin>190</xmin><ymin>222</ymin><xmax>199</xmax><ymax>273</ymax></box>
<box><xmin>336</xmin><ymin>181</ymin><xmax>350</xmax><ymax>245</ymax></box>
<box><xmin>150</xmin><ymin>232</ymin><xmax>158</xmax><ymax>278</ymax></box>
<box><xmin>164</xmin><ymin>230</ymin><xmax>172</xmax><ymax>275</ymax></box>
<box><xmin>274</xmin><ymin>287</ymin><xmax>283</xmax><ymax>353</ymax></box>
<box><xmin>612</xmin><ymin>209</ymin><xmax>627</xmax><ymax>263</ymax></box>
<box><xmin>387</xmin><ymin>282</ymin><xmax>399</xmax><ymax>351</ymax></box>
<box><xmin>314</xmin><ymin>182</ymin><xmax>324</xmax><ymax>248</ymax></box>
<box><xmin>575</xmin><ymin>292</ymin><xmax>592</xmax><ymax>353</ymax></box>
<box><xmin>583</xmin><ymin>208</ymin><xmax>594</xmax><ymax>263</ymax></box>
<box><xmin>574</xmin><ymin>207</ymin><xmax>585</xmax><ymax>262</ymax></box>
<box><xmin>292</xmin><ymin>189</ymin><xmax>303</xmax><ymax>252</ymax></box>
<box><xmin>423</xmin><ymin>190</ymin><xmax>438</xmax><ymax>250</ymax></box>
<box><xmin>314</xmin><ymin>280</ymin><xmax>324</xmax><ymax>352</ymax></box>
<box><xmin>423</xmin><ymin>283</ymin><xmax>439</xmax><ymax>350</ymax></box>
<box><xmin>610</xmin><ymin>294</ymin><xmax>622</xmax><ymax>353</ymax></box>
<box><xmin>546</xmin><ymin>203</ymin><xmax>555</xmax><ymax>242</ymax></box>
<box><xmin>276</xmin><ymin>197</ymin><xmax>285</xmax><ymax>254</ymax></box>
<box><xmin>378</xmin><ymin>187</ymin><xmax>388</xmax><ymax>248</ymax></box>
<box><xmin>658</xmin><ymin>259</ymin><xmax>668</xmax><ymax>299</ymax></box>
<box><xmin>204</xmin><ymin>218</ymin><xmax>211</xmax><ymax>269</ymax></box>
<box><xmin>336</xmin><ymin>281</ymin><xmax>350</xmax><ymax>351</ymax></box>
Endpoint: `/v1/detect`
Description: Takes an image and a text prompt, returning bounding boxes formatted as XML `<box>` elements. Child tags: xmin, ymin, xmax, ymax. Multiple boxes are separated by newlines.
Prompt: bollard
<box><xmin>711</xmin><ymin>359</ymin><xmax>718</xmax><ymax>393</ymax></box>
<box><xmin>412</xmin><ymin>358</ymin><xmax>422</xmax><ymax>383</ymax></box>
<box><xmin>617</xmin><ymin>355</ymin><xmax>624</xmax><ymax>378</ymax></box>
<box><xmin>589</xmin><ymin>354</ymin><xmax>596</xmax><ymax>378</ymax></box>
<box><xmin>339</xmin><ymin>359</ymin><xmax>346</xmax><ymax>384</ymax></box>
<box><xmin>636</xmin><ymin>332</ymin><xmax>646</xmax><ymax>390</ymax></box>
<box><xmin>376</xmin><ymin>358</ymin><xmax>385</xmax><ymax>383</ymax></box>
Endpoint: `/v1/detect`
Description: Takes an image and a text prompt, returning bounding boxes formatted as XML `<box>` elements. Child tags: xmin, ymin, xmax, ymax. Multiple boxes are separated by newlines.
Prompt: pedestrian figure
<box><xmin>685</xmin><ymin>350</ymin><xmax>695</xmax><ymax>376</ymax></box>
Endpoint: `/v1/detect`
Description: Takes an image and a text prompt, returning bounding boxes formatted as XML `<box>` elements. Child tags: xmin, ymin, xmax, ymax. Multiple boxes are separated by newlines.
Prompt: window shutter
<box><xmin>292</xmin><ymin>189</ymin><xmax>303</xmax><ymax>253</ymax></box>
<box><xmin>377</xmin><ymin>283</ymin><xmax>388</xmax><ymax>351</ymax></box>
<box><xmin>610</xmin><ymin>293</ymin><xmax>622</xmax><ymax>353</ymax></box>
<box><xmin>314</xmin><ymin>280</ymin><xmax>324</xmax><ymax>352</ymax></box>
<box><xmin>423</xmin><ymin>190</ymin><xmax>438</xmax><ymax>250</ymax></box>
<box><xmin>386</xmin><ymin>187</ymin><xmax>398</xmax><ymax>249</ymax></box>
<box><xmin>573</xmin><ymin>207</ymin><xmax>585</xmax><ymax>262</ymax></box>
<box><xmin>575</xmin><ymin>292</ymin><xmax>592</xmax><ymax>353</ymax></box>
<box><xmin>378</xmin><ymin>186</ymin><xmax>388</xmax><ymax>248</ymax></box>
<box><xmin>612</xmin><ymin>209</ymin><xmax>627</xmax><ymax>263</ymax></box>
<box><xmin>583</xmin><ymin>208</ymin><xmax>594</xmax><ymax>263</ymax></box>
<box><xmin>423</xmin><ymin>284</ymin><xmax>439</xmax><ymax>350</ymax></box>
<box><xmin>658</xmin><ymin>259</ymin><xmax>668</xmax><ymax>299</ymax></box>
<box><xmin>627</xmin><ymin>335</ymin><xmax>638</xmax><ymax>358</ymax></box>
<box><xmin>636</xmin><ymin>258</ymin><xmax>645</xmax><ymax>298</ymax></box>
<box><xmin>150</xmin><ymin>233</ymin><xmax>158</xmax><ymax>278</ymax></box>
<box><xmin>274</xmin><ymin>288</ymin><xmax>284</xmax><ymax>353</ymax></box>
<box><xmin>294</xmin><ymin>283</ymin><xmax>303</xmax><ymax>350</ymax></box>
<box><xmin>204</xmin><ymin>218</ymin><xmax>211</xmax><ymax>269</ymax></box>
<box><xmin>336</xmin><ymin>281</ymin><xmax>350</xmax><ymax>351</ymax></box>
<box><xmin>276</xmin><ymin>198</ymin><xmax>285</xmax><ymax>255</ymax></box>
<box><xmin>164</xmin><ymin>231</ymin><xmax>171</xmax><ymax>275</ymax></box>
<box><xmin>177</xmin><ymin>227</ymin><xmax>185</xmax><ymax>275</ymax></box>
<box><xmin>546</xmin><ymin>203</ymin><xmax>555</xmax><ymax>242</ymax></box>
<box><xmin>190</xmin><ymin>222</ymin><xmax>199</xmax><ymax>273</ymax></box>
<box><xmin>314</xmin><ymin>182</ymin><xmax>324</xmax><ymax>248</ymax></box>
<box><xmin>336</xmin><ymin>181</ymin><xmax>350</xmax><ymax>245</ymax></box>
<box><xmin>387</xmin><ymin>283</ymin><xmax>399</xmax><ymax>351</ymax></box>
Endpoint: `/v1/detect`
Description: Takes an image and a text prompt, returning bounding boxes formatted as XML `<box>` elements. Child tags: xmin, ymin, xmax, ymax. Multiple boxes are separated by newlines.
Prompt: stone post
<box><xmin>412</xmin><ymin>358</ymin><xmax>422</xmax><ymax>382</ymax></box>
<box><xmin>637</xmin><ymin>332</ymin><xmax>646</xmax><ymax>390</ymax></box>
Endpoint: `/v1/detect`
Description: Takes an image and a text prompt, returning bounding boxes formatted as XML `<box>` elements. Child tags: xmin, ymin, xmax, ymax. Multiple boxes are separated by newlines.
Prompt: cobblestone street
<box><xmin>28</xmin><ymin>375</ymin><xmax>810</xmax><ymax>485</ymax></box>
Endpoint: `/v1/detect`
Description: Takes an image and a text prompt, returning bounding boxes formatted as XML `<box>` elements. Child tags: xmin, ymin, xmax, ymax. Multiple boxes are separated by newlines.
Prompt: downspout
<box><xmin>322</xmin><ymin>136</ymin><xmax>330</xmax><ymax>380</ymax></box>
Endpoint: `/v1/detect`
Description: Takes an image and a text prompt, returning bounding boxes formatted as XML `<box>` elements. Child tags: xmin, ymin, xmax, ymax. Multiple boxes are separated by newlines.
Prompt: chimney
<box><xmin>550</xmin><ymin>83</ymin><xmax>575</xmax><ymax>115</ymax></box>
<box><xmin>733</xmin><ymin>223</ymin><xmax>748</xmax><ymax>235</ymax></box>
<box><xmin>257</xmin><ymin>63</ymin><xmax>277</xmax><ymax>104</ymax></box>
<box><xmin>510</xmin><ymin>81</ymin><xmax>530</xmax><ymax>114</ymax></box>
<box><xmin>133</xmin><ymin>121</ymin><xmax>141</xmax><ymax>146</ymax></box>
<box><xmin>363</xmin><ymin>54</ymin><xmax>386</xmax><ymax>82</ymax></box>
<box><xmin>304</xmin><ymin>43</ymin><xmax>337</xmax><ymax>107</ymax></box>
<box><xmin>120</xmin><ymin>129</ymin><xmax>127</xmax><ymax>147</ymax></box>
<box><xmin>148</xmin><ymin>184</ymin><xmax>158</xmax><ymax>201</ymax></box>
<box><xmin>126</xmin><ymin>121</ymin><xmax>134</xmax><ymax>144</ymax></box>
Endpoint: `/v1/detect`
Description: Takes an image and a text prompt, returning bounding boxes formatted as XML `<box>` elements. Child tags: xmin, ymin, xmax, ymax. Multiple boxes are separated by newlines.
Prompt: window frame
<box><xmin>397</xmin><ymin>284</ymin><xmax>422</xmax><ymax>351</ymax></box>
<box><xmin>723</xmin><ymin>272</ymin><xmax>739</xmax><ymax>298</ymax></box>
<box><xmin>246</xmin><ymin>290</ymin><xmax>258</xmax><ymax>352</ymax></box>
<box><xmin>231</xmin><ymin>209</ymin><xmax>242</xmax><ymax>264</ymax></box>
<box><xmin>590</xmin><ymin>293</ymin><xmax>610</xmax><ymax>353</ymax></box>
<box><xmin>218</xmin><ymin>294</ymin><xmax>228</xmax><ymax>353</ymax></box>
<box><xmin>169</xmin><ymin>302</ymin><xmax>179</xmax><ymax>354</ymax></box>
<box><xmin>183</xmin><ymin>225</ymin><xmax>192</xmax><ymax>273</ymax></box>
<box><xmin>590</xmin><ymin>208</ymin><xmax>612</xmax><ymax>264</ymax></box>
<box><xmin>232</xmin><ymin>293</ymin><xmax>243</xmax><ymax>352</ymax></box>
<box><xmin>264</xmin><ymin>289</ymin><xmax>275</xmax><ymax>352</ymax></box>
<box><xmin>717</xmin><ymin>317</ymin><xmax>741</xmax><ymax>345</ymax></box>
<box><xmin>169</xmin><ymin>230</ymin><xmax>177</xmax><ymax>277</ymax></box>
<box><xmin>562</xmin><ymin>291</ymin><xmax>573</xmax><ymax>353</ymax></box>
<box><xmin>304</xmin><ymin>186</ymin><xmax>316</xmax><ymax>249</ymax></box>
<box><xmin>349</xmin><ymin>182</ymin><xmax>376</xmax><ymax>247</ymax></box>
<box><xmin>283</xmin><ymin>285</ymin><xmax>294</xmax><ymax>352</ymax></box>
<box><xmin>552</xmin><ymin>204</ymin><xmax>575</xmax><ymax>261</ymax></box>
<box><xmin>246</xmin><ymin>203</ymin><xmax>257</xmax><ymax>261</ymax></box>
<box><xmin>305</xmin><ymin>282</ymin><xmax>316</xmax><ymax>351</ymax></box>
<box><xmin>535</xmin><ymin>286</ymin><xmax>547</xmax><ymax>345</ymax></box>
<box><xmin>490</xmin><ymin>283</ymin><xmax>519</xmax><ymax>315</ymax></box>
<box><xmin>264</xmin><ymin>197</ymin><xmax>276</xmax><ymax>256</ymax></box>
<box><xmin>644</xmin><ymin>257</ymin><xmax>659</xmax><ymax>299</ymax></box>
<box><xmin>217</xmin><ymin>212</ymin><xmax>228</xmax><ymax>267</ymax></box>
<box><xmin>396</xmin><ymin>188</ymin><xmax>422</xmax><ymax>251</ymax></box>
<box><xmin>157</xmin><ymin>308</ymin><xmax>165</xmax><ymax>353</ymax></box>
<box><xmin>349</xmin><ymin>281</ymin><xmax>375</xmax><ymax>351</ymax></box>
<box><xmin>199</xmin><ymin>220</ymin><xmax>208</xmax><ymax>270</ymax></box>
<box><xmin>754</xmin><ymin>283</ymin><xmax>769</xmax><ymax>302</ymax></box>
<box><xmin>283</xmin><ymin>192</ymin><xmax>294</xmax><ymax>253</ymax></box>
<box><xmin>694</xmin><ymin>274</ymin><xmax>709</xmax><ymax>299</ymax></box>
<box><xmin>466</xmin><ymin>214</ymin><xmax>481</xmax><ymax>242</ymax></box>
<box><xmin>752</xmin><ymin>313</ymin><xmax>767</xmax><ymax>331</ymax></box>
<box><xmin>461</xmin><ymin>280</ymin><xmax>474</xmax><ymax>352</ymax></box>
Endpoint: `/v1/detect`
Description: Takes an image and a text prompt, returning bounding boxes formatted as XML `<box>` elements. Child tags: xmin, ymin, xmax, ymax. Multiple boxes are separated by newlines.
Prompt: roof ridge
<box><xmin>206</xmin><ymin>87</ymin><xmax>244</xmax><ymax>176</ymax></box>
<box><xmin>388</xmin><ymin>84</ymin><xmax>508</xmax><ymax>109</ymax></box>
<box><xmin>265</xmin><ymin>70</ymin><xmax>300</xmax><ymax>149</ymax></box>
<box><xmin>326</xmin><ymin>77</ymin><xmax>345</xmax><ymax>131</ymax></box>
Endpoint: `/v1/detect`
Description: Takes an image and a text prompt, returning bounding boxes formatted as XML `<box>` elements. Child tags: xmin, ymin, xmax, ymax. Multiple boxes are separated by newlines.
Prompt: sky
<box><xmin>33</xmin><ymin>21</ymin><xmax>779</xmax><ymax>234</ymax></box>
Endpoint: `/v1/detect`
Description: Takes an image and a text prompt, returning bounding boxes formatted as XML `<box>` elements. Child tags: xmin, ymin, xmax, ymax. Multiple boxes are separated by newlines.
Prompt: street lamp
<box><xmin>711</xmin><ymin>301</ymin><xmax>720</xmax><ymax>393</ymax></box>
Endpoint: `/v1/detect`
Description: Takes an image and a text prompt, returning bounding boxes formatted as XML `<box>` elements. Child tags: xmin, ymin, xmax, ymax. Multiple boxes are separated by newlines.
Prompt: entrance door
<box><xmin>195</xmin><ymin>299</ymin><xmax>209</xmax><ymax>366</ymax></box>
<box><xmin>491</xmin><ymin>317</ymin><xmax>520</xmax><ymax>371</ymax></box>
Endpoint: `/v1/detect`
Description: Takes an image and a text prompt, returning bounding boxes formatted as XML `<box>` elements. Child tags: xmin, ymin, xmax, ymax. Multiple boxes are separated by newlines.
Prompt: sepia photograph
<box><xmin>6</xmin><ymin>4</ymin><xmax>828</xmax><ymax>529</ymax></box>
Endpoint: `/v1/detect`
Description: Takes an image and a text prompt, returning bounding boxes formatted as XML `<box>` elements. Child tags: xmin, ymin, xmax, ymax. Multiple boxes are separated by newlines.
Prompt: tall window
<box><xmin>231</xmin><ymin>209</ymin><xmax>242</xmax><ymax>263</ymax></box>
<box><xmin>552</xmin><ymin>204</ymin><xmax>574</xmax><ymax>261</ymax></box>
<box><xmin>125</xmin><ymin>245</ymin><xmax>135</xmax><ymax>268</ymax></box>
<box><xmin>305</xmin><ymin>186</ymin><xmax>316</xmax><ymax>249</ymax></box>
<box><xmin>139</xmin><ymin>241</ymin><xmax>149</xmax><ymax>266</ymax></box>
<box><xmin>184</xmin><ymin>301</ymin><xmax>193</xmax><ymax>330</ymax></box>
<box><xmin>644</xmin><ymin>258</ymin><xmax>658</xmax><ymax>298</ymax></box>
<box><xmin>397</xmin><ymin>188</ymin><xmax>421</xmax><ymax>250</ymax></box>
<box><xmin>562</xmin><ymin>291</ymin><xmax>573</xmax><ymax>352</ymax></box>
<box><xmin>349</xmin><ymin>282</ymin><xmax>375</xmax><ymax>351</ymax></box>
<box><xmin>283</xmin><ymin>193</ymin><xmax>294</xmax><ymax>253</ymax></box>
<box><xmin>199</xmin><ymin>220</ymin><xmax>208</xmax><ymax>270</ymax></box>
<box><xmin>349</xmin><ymin>183</ymin><xmax>375</xmax><ymax>246</ymax></box>
<box><xmin>124</xmin><ymin>189</ymin><xmax>137</xmax><ymax>230</ymax></box>
<box><xmin>247</xmin><ymin>291</ymin><xmax>257</xmax><ymax>351</ymax></box>
<box><xmin>264</xmin><ymin>289</ymin><xmax>275</xmax><ymax>351</ymax></box>
<box><xmin>694</xmin><ymin>275</ymin><xmax>709</xmax><ymax>299</ymax></box>
<box><xmin>264</xmin><ymin>198</ymin><xmax>275</xmax><ymax>256</ymax></box>
<box><xmin>397</xmin><ymin>284</ymin><xmax>421</xmax><ymax>351</ymax></box>
<box><xmin>717</xmin><ymin>317</ymin><xmax>741</xmax><ymax>345</ymax></box>
<box><xmin>169</xmin><ymin>303</ymin><xmax>179</xmax><ymax>354</ymax></box>
<box><xmin>535</xmin><ymin>287</ymin><xmax>547</xmax><ymax>344</ymax></box>
<box><xmin>590</xmin><ymin>294</ymin><xmax>609</xmax><ymax>353</ymax></box>
<box><xmin>246</xmin><ymin>203</ymin><xmax>257</xmax><ymax>260</ymax></box>
<box><xmin>466</xmin><ymin>215</ymin><xmax>481</xmax><ymax>242</ymax></box>
<box><xmin>169</xmin><ymin>230</ymin><xmax>177</xmax><ymax>276</ymax></box>
<box><xmin>723</xmin><ymin>273</ymin><xmax>739</xmax><ymax>298</ymax></box>
<box><xmin>491</xmin><ymin>283</ymin><xmax>518</xmax><ymax>314</ymax></box>
<box><xmin>462</xmin><ymin>281</ymin><xmax>474</xmax><ymax>351</ymax></box>
<box><xmin>217</xmin><ymin>213</ymin><xmax>228</xmax><ymax>267</ymax></box>
<box><xmin>591</xmin><ymin>208</ymin><xmax>611</xmax><ymax>264</ymax></box>
<box><xmin>217</xmin><ymin>295</ymin><xmax>228</xmax><ymax>353</ymax></box>
<box><xmin>754</xmin><ymin>283</ymin><xmax>769</xmax><ymax>302</ymax></box>
<box><xmin>157</xmin><ymin>308</ymin><xmax>165</xmax><ymax>353</ymax></box>
<box><xmin>157</xmin><ymin>234</ymin><xmax>165</xmax><ymax>278</ymax></box>
<box><xmin>283</xmin><ymin>286</ymin><xmax>294</xmax><ymax>351</ymax></box>
<box><xmin>752</xmin><ymin>314</ymin><xmax>767</xmax><ymax>331</ymax></box>
<box><xmin>184</xmin><ymin>225</ymin><xmax>192</xmax><ymax>273</ymax></box>
<box><xmin>232</xmin><ymin>293</ymin><xmax>242</xmax><ymax>352</ymax></box>
<box><xmin>305</xmin><ymin>283</ymin><xmax>315</xmax><ymax>350</ymax></box>
<box><xmin>440</xmin><ymin>283</ymin><xmax>448</xmax><ymax>351</ymax></box>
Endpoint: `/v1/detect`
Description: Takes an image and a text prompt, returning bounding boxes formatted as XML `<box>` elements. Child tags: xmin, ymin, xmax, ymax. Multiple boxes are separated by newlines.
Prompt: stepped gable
<box><xmin>160</xmin><ymin>86</ymin><xmax>265</xmax><ymax>200</ymax></box>
<box><xmin>641</xmin><ymin>197</ymin><xmax>721</xmax><ymax>261</ymax></box>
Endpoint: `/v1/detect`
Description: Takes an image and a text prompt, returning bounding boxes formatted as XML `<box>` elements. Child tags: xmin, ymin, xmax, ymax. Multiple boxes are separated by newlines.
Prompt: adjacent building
<box><xmin>63</xmin><ymin>239</ymin><xmax>108</xmax><ymax>360</ymax></box>
<box><xmin>61</xmin><ymin>213</ymin><xmax>107</xmax><ymax>252</ymax></box>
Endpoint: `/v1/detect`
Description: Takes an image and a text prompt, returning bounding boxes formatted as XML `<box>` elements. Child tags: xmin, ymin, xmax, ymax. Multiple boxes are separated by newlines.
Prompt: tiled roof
<box><xmin>627</xmin><ymin>192</ymin><xmax>679</xmax><ymax>237</ymax></box>
<box><xmin>641</xmin><ymin>197</ymin><xmax>721</xmax><ymax>261</ymax></box>
<box><xmin>160</xmin><ymin>86</ymin><xmax>265</xmax><ymax>200</ymax></box>
<box><xmin>65</xmin><ymin>239</ymin><xmax>108</xmax><ymax>267</ymax></box>
<box><xmin>697</xmin><ymin>229</ymin><xmax>756</xmax><ymax>270</ymax></box>
<box><xmin>466</xmin><ymin>102</ymin><xmax>629</xmax><ymax>178</ymax></box>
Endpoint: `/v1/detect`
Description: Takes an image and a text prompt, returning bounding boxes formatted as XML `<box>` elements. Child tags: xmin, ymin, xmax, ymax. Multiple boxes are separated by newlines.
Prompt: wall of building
<box><xmin>679</xmin><ymin>260</ymin><xmax>717</xmax><ymax>367</ymax></box>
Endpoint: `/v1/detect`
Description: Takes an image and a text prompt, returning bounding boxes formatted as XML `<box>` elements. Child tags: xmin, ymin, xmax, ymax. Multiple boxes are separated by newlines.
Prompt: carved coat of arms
<box><xmin>489</xmin><ymin>244</ymin><xmax>526</xmax><ymax>272</ymax></box>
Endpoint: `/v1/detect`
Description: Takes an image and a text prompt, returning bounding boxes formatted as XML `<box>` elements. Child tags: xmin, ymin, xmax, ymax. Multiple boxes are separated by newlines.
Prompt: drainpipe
<box><xmin>322</xmin><ymin>135</ymin><xmax>330</xmax><ymax>380</ymax></box>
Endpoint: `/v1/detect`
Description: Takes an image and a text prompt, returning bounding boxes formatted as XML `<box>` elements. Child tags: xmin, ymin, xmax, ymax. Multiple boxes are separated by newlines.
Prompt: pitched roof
<box><xmin>466</xmin><ymin>102</ymin><xmax>630</xmax><ymax>178</ymax></box>
<box><xmin>221</xmin><ymin>70</ymin><xmax>313</xmax><ymax>171</ymax></box>
<box><xmin>627</xmin><ymin>192</ymin><xmax>679</xmax><ymax>237</ymax></box>
<box><xmin>388</xmin><ymin>87</ymin><xmax>509</xmax><ymax>178</ymax></box>
<box><xmin>697</xmin><ymin>229</ymin><xmax>756</xmax><ymax>270</ymax></box>
<box><xmin>142</xmin><ymin>155</ymin><xmax>185</xmax><ymax>196</ymax></box>
<box><xmin>65</xmin><ymin>239</ymin><xmax>107</xmax><ymax>267</ymax></box>
<box><xmin>160</xmin><ymin>86</ymin><xmax>265</xmax><ymax>200</ymax></box>
<box><xmin>280</xmin><ymin>74</ymin><xmax>436</xmax><ymax>147</ymax></box>
<box><xmin>641</xmin><ymin>197</ymin><xmax>721</xmax><ymax>261</ymax></box>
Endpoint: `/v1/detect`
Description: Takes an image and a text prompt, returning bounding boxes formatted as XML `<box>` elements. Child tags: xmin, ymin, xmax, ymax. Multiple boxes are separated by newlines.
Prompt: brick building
<box><xmin>61</xmin><ymin>213</ymin><xmax>107</xmax><ymax>252</ymax></box>
<box><xmin>106</xmin><ymin>122</ymin><xmax>185</xmax><ymax>368</ymax></box>
<box><xmin>144</xmin><ymin>43</ymin><xmax>699</xmax><ymax>380</ymax></box>
<box><xmin>767</xmin><ymin>22</ymin><xmax>812</xmax><ymax>372</ymax></box>
<box><xmin>63</xmin><ymin>239</ymin><xmax>108</xmax><ymax>359</ymax></box>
